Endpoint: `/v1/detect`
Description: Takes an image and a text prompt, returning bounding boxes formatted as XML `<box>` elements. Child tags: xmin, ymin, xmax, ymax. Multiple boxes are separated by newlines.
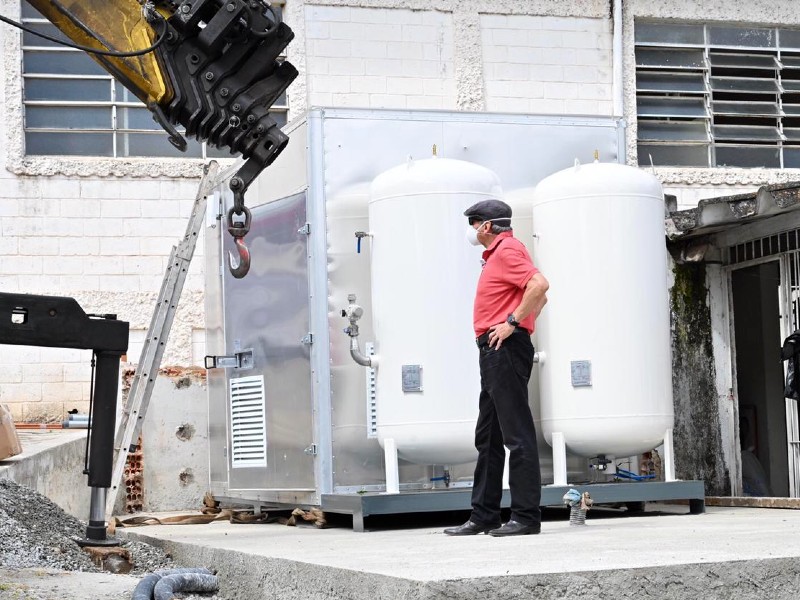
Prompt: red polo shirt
<box><xmin>473</xmin><ymin>232</ymin><xmax>538</xmax><ymax>337</ymax></box>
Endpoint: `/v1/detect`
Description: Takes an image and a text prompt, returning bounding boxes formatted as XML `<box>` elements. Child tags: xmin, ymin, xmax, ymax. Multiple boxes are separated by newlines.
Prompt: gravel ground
<box><xmin>0</xmin><ymin>479</ymin><xmax>225</xmax><ymax>599</ymax></box>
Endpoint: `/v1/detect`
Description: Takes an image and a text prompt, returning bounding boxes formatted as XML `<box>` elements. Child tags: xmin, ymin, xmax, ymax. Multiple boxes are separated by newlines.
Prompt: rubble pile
<box><xmin>0</xmin><ymin>478</ymin><xmax>171</xmax><ymax>573</ymax></box>
<box><xmin>0</xmin><ymin>479</ymin><xmax>224</xmax><ymax>599</ymax></box>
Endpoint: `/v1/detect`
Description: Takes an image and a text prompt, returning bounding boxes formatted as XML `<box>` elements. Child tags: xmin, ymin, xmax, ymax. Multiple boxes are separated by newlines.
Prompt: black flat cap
<box><xmin>464</xmin><ymin>199</ymin><xmax>512</xmax><ymax>224</ymax></box>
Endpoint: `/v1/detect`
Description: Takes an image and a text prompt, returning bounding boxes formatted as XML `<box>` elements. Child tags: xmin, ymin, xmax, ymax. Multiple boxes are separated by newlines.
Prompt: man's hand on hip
<box><xmin>488</xmin><ymin>322</ymin><xmax>515</xmax><ymax>349</ymax></box>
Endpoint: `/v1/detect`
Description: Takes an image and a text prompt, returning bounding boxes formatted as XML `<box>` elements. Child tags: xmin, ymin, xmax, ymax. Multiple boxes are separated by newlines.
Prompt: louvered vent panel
<box><xmin>634</xmin><ymin>21</ymin><xmax>800</xmax><ymax>168</ymax></box>
<box><xmin>229</xmin><ymin>375</ymin><xmax>267</xmax><ymax>468</ymax></box>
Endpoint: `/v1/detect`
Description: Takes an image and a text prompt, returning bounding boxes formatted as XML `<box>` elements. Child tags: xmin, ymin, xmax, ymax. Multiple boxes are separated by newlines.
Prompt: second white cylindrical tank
<box><xmin>532</xmin><ymin>161</ymin><xmax>674</xmax><ymax>458</ymax></box>
<box><xmin>368</xmin><ymin>157</ymin><xmax>502</xmax><ymax>465</ymax></box>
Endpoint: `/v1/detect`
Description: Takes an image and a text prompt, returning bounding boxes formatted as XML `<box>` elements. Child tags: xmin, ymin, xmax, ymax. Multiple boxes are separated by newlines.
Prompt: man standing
<box><xmin>445</xmin><ymin>199</ymin><xmax>549</xmax><ymax>537</ymax></box>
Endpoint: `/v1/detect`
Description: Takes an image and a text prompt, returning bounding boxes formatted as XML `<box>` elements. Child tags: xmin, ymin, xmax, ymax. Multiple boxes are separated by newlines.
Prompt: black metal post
<box><xmin>83</xmin><ymin>350</ymin><xmax>123</xmax><ymax>545</ymax></box>
<box><xmin>0</xmin><ymin>293</ymin><xmax>129</xmax><ymax>546</ymax></box>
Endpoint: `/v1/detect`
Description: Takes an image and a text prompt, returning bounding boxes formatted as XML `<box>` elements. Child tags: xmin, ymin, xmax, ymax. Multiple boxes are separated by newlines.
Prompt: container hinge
<box><xmin>301</xmin><ymin>333</ymin><xmax>313</xmax><ymax>345</ymax></box>
<box><xmin>298</xmin><ymin>223</ymin><xmax>311</xmax><ymax>235</ymax></box>
<box><xmin>304</xmin><ymin>443</ymin><xmax>318</xmax><ymax>456</ymax></box>
<box><xmin>204</xmin><ymin>349</ymin><xmax>254</xmax><ymax>370</ymax></box>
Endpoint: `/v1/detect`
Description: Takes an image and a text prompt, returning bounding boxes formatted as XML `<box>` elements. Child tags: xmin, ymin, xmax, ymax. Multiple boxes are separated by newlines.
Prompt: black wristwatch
<box><xmin>506</xmin><ymin>313</ymin><xmax>519</xmax><ymax>327</ymax></box>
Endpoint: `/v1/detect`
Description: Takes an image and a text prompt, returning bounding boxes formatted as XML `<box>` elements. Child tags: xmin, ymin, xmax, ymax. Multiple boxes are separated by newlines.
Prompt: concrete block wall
<box><xmin>304</xmin><ymin>6</ymin><xmax>457</xmax><ymax>109</ymax></box>
<box><xmin>286</xmin><ymin>0</ymin><xmax>612</xmax><ymax>114</ymax></box>
<box><xmin>1</xmin><ymin>0</ymin><xmax>614</xmax><ymax>422</ymax></box>
<box><xmin>481</xmin><ymin>15</ymin><xmax>612</xmax><ymax>115</ymax></box>
<box><xmin>0</xmin><ymin>175</ymin><xmax>207</xmax><ymax>421</ymax></box>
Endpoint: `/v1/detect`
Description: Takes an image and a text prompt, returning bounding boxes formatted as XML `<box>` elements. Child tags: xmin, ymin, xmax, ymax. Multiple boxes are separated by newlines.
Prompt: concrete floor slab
<box><xmin>120</xmin><ymin>506</ymin><xmax>800</xmax><ymax>599</ymax></box>
<box><xmin>6</xmin><ymin>432</ymin><xmax>800</xmax><ymax>598</ymax></box>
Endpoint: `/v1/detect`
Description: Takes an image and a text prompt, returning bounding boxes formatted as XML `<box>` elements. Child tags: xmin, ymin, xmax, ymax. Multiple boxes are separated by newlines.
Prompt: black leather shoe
<box><xmin>443</xmin><ymin>520</ymin><xmax>497</xmax><ymax>536</ymax></box>
<box><xmin>488</xmin><ymin>520</ymin><xmax>541</xmax><ymax>537</ymax></box>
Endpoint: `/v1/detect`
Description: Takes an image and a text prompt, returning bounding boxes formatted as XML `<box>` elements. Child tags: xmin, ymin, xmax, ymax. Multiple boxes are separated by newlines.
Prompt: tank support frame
<box><xmin>320</xmin><ymin>479</ymin><xmax>706</xmax><ymax>532</ymax></box>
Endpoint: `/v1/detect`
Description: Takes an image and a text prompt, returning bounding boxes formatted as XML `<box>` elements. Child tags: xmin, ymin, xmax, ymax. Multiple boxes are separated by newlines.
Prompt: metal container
<box><xmin>205</xmin><ymin>108</ymin><xmax>625</xmax><ymax>508</ymax></box>
<box><xmin>532</xmin><ymin>161</ymin><xmax>674</xmax><ymax>459</ymax></box>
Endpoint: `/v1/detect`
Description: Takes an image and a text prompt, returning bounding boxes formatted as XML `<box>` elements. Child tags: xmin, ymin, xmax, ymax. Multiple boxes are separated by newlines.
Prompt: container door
<box><xmin>221</xmin><ymin>192</ymin><xmax>315</xmax><ymax>492</ymax></box>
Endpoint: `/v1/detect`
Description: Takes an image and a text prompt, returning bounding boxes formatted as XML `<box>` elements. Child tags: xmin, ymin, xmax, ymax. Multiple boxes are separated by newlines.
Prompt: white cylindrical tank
<box><xmin>532</xmin><ymin>161</ymin><xmax>674</xmax><ymax>458</ymax></box>
<box><xmin>368</xmin><ymin>157</ymin><xmax>502</xmax><ymax>465</ymax></box>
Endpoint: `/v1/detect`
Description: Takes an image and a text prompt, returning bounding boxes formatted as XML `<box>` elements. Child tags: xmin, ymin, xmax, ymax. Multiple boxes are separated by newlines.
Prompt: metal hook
<box><xmin>228</xmin><ymin>237</ymin><xmax>251</xmax><ymax>279</ymax></box>
<box><xmin>226</xmin><ymin>205</ymin><xmax>252</xmax><ymax>279</ymax></box>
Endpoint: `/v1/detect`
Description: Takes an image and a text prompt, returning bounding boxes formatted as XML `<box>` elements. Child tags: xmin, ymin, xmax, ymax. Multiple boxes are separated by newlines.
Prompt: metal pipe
<box><xmin>89</xmin><ymin>487</ymin><xmax>106</xmax><ymax>523</ymax></box>
<box><xmin>83</xmin><ymin>486</ymin><xmax>110</xmax><ymax>542</ymax></box>
<box><xmin>612</xmin><ymin>0</ymin><xmax>624</xmax><ymax>117</ymax></box>
<box><xmin>342</xmin><ymin>294</ymin><xmax>377</xmax><ymax>368</ymax></box>
<box><xmin>350</xmin><ymin>337</ymin><xmax>373</xmax><ymax>367</ymax></box>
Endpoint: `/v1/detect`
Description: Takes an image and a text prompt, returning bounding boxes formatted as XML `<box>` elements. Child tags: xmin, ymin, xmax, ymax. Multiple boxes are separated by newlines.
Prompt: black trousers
<box><xmin>470</xmin><ymin>329</ymin><xmax>542</xmax><ymax>527</ymax></box>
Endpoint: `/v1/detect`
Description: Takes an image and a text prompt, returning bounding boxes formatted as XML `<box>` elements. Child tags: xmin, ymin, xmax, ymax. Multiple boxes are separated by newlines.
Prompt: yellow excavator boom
<box><xmin>26</xmin><ymin>0</ymin><xmax>172</xmax><ymax>106</ymax></box>
<box><xmin>22</xmin><ymin>0</ymin><xmax>298</xmax><ymax>278</ymax></box>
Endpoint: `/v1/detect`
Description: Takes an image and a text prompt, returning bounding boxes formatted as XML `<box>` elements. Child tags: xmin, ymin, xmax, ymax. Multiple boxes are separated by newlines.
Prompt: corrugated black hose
<box><xmin>154</xmin><ymin>573</ymin><xmax>220</xmax><ymax>600</ymax></box>
<box><xmin>130</xmin><ymin>567</ymin><xmax>215</xmax><ymax>600</ymax></box>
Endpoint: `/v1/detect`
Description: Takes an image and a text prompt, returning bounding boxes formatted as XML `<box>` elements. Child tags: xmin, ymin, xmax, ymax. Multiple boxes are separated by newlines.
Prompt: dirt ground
<box><xmin>0</xmin><ymin>568</ymin><xmax>138</xmax><ymax>600</ymax></box>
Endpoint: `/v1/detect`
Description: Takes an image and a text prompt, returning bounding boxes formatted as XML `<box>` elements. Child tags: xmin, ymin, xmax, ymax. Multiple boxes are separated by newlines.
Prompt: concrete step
<box><xmin>121</xmin><ymin>505</ymin><xmax>800</xmax><ymax>599</ymax></box>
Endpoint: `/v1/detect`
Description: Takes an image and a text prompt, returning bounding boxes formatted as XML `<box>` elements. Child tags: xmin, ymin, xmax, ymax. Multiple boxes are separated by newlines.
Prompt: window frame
<box><xmin>634</xmin><ymin>20</ymin><xmax>800</xmax><ymax>170</ymax></box>
<box><xmin>18</xmin><ymin>1</ymin><xmax>289</xmax><ymax>162</ymax></box>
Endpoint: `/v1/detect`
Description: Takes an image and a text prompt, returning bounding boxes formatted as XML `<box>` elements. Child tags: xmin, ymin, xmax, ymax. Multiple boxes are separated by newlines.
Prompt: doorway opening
<box><xmin>731</xmin><ymin>261</ymin><xmax>787</xmax><ymax>497</ymax></box>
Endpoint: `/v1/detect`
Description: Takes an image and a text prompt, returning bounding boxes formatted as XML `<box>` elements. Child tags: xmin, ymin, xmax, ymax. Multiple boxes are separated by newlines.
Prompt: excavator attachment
<box><xmin>26</xmin><ymin>0</ymin><xmax>298</xmax><ymax>278</ymax></box>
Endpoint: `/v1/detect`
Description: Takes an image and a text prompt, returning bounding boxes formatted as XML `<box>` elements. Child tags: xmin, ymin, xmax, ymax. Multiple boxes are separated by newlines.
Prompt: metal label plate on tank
<box><xmin>402</xmin><ymin>365</ymin><xmax>423</xmax><ymax>392</ymax></box>
<box><xmin>571</xmin><ymin>360</ymin><xmax>592</xmax><ymax>387</ymax></box>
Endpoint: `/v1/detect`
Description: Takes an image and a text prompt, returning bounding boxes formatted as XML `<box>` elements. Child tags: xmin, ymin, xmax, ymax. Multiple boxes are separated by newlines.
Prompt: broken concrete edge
<box><xmin>121</xmin><ymin>367</ymin><xmax>207</xmax><ymax>392</ymax></box>
<box><xmin>117</xmin><ymin>532</ymin><xmax>800</xmax><ymax>600</ymax></box>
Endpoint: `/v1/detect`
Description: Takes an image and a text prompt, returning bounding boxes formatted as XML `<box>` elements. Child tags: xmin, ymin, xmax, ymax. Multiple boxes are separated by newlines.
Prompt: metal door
<box><xmin>780</xmin><ymin>249</ymin><xmax>800</xmax><ymax>497</ymax></box>
<box><xmin>221</xmin><ymin>192</ymin><xmax>315</xmax><ymax>492</ymax></box>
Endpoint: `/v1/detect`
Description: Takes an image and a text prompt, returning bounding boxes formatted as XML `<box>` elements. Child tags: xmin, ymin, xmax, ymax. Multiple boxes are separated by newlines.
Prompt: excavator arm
<box><xmin>24</xmin><ymin>0</ymin><xmax>298</xmax><ymax>278</ymax></box>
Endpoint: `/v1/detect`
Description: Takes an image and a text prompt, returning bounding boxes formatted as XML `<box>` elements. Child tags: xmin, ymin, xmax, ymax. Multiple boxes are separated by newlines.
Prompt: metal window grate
<box><xmin>728</xmin><ymin>229</ymin><xmax>800</xmax><ymax>264</ymax></box>
<box><xmin>635</xmin><ymin>21</ymin><xmax>800</xmax><ymax>168</ymax></box>
<box><xmin>229</xmin><ymin>375</ymin><xmax>267</xmax><ymax>469</ymax></box>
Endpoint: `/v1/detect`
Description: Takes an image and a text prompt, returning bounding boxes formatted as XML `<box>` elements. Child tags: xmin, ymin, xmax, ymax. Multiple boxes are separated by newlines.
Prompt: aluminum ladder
<box><xmin>105</xmin><ymin>161</ymin><xmax>219</xmax><ymax>517</ymax></box>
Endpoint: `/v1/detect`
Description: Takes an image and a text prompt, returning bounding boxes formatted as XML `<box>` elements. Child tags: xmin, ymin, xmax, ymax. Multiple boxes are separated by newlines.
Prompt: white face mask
<box><xmin>466</xmin><ymin>222</ymin><xmax>486</xmax><ymax>246</ymax></box>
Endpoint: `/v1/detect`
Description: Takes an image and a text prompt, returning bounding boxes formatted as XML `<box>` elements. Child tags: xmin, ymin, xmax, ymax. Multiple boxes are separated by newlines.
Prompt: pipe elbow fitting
<box><xmin>350</xmin><ymin>337</ymin><xmax>375</xmax><ymax>367</ymax></box>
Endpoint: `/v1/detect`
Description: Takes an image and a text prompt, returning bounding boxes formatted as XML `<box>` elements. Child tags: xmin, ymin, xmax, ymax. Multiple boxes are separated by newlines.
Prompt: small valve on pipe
<box><xmin>354</xmin><ymin>232</ymin><xmax>371</xmax><ymax>254</ymax></box>
<box><xmin>342</xmin><ymin>294</ymin><xmax>374</xmax><ymax>367</ymax></box>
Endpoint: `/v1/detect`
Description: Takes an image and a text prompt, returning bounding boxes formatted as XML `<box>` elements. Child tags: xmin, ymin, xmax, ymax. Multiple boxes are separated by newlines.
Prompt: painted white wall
<box><xmin>481</xmin><ymin>14</ymin><xmax>612</xmax><ymax>115</ymax></box>
<box><xmin>0</xmin><ymin>0</ymin><xmax>617</xmax><ymax>421</ymax></box>
<box><xmin>304</xmin><ymin>6</ymin><xmax>457</xmax><ymax>110</ymax></box>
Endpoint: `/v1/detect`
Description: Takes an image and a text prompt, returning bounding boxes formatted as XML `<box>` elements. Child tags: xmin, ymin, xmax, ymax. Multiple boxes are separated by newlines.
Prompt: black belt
<box><xmin>476</xmin><ymin>327</ymin><xmax>522</xmax><ymax>347</ymax></box>
<box><xmin>476</xmin><ymin>332</ymin><xmax>492</xmax><ymax>347</ymax></box>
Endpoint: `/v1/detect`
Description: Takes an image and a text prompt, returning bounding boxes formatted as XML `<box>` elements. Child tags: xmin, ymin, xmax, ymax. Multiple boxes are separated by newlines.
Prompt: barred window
<box><xmin>21</xmin><ymin>1</ymin><xmax>288</xmax><ymax>159</ymax></box>
<box><xmin>635</xmin><ymin>21</ymin><xmax>800</xmax><ymax>169</ymax></box>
